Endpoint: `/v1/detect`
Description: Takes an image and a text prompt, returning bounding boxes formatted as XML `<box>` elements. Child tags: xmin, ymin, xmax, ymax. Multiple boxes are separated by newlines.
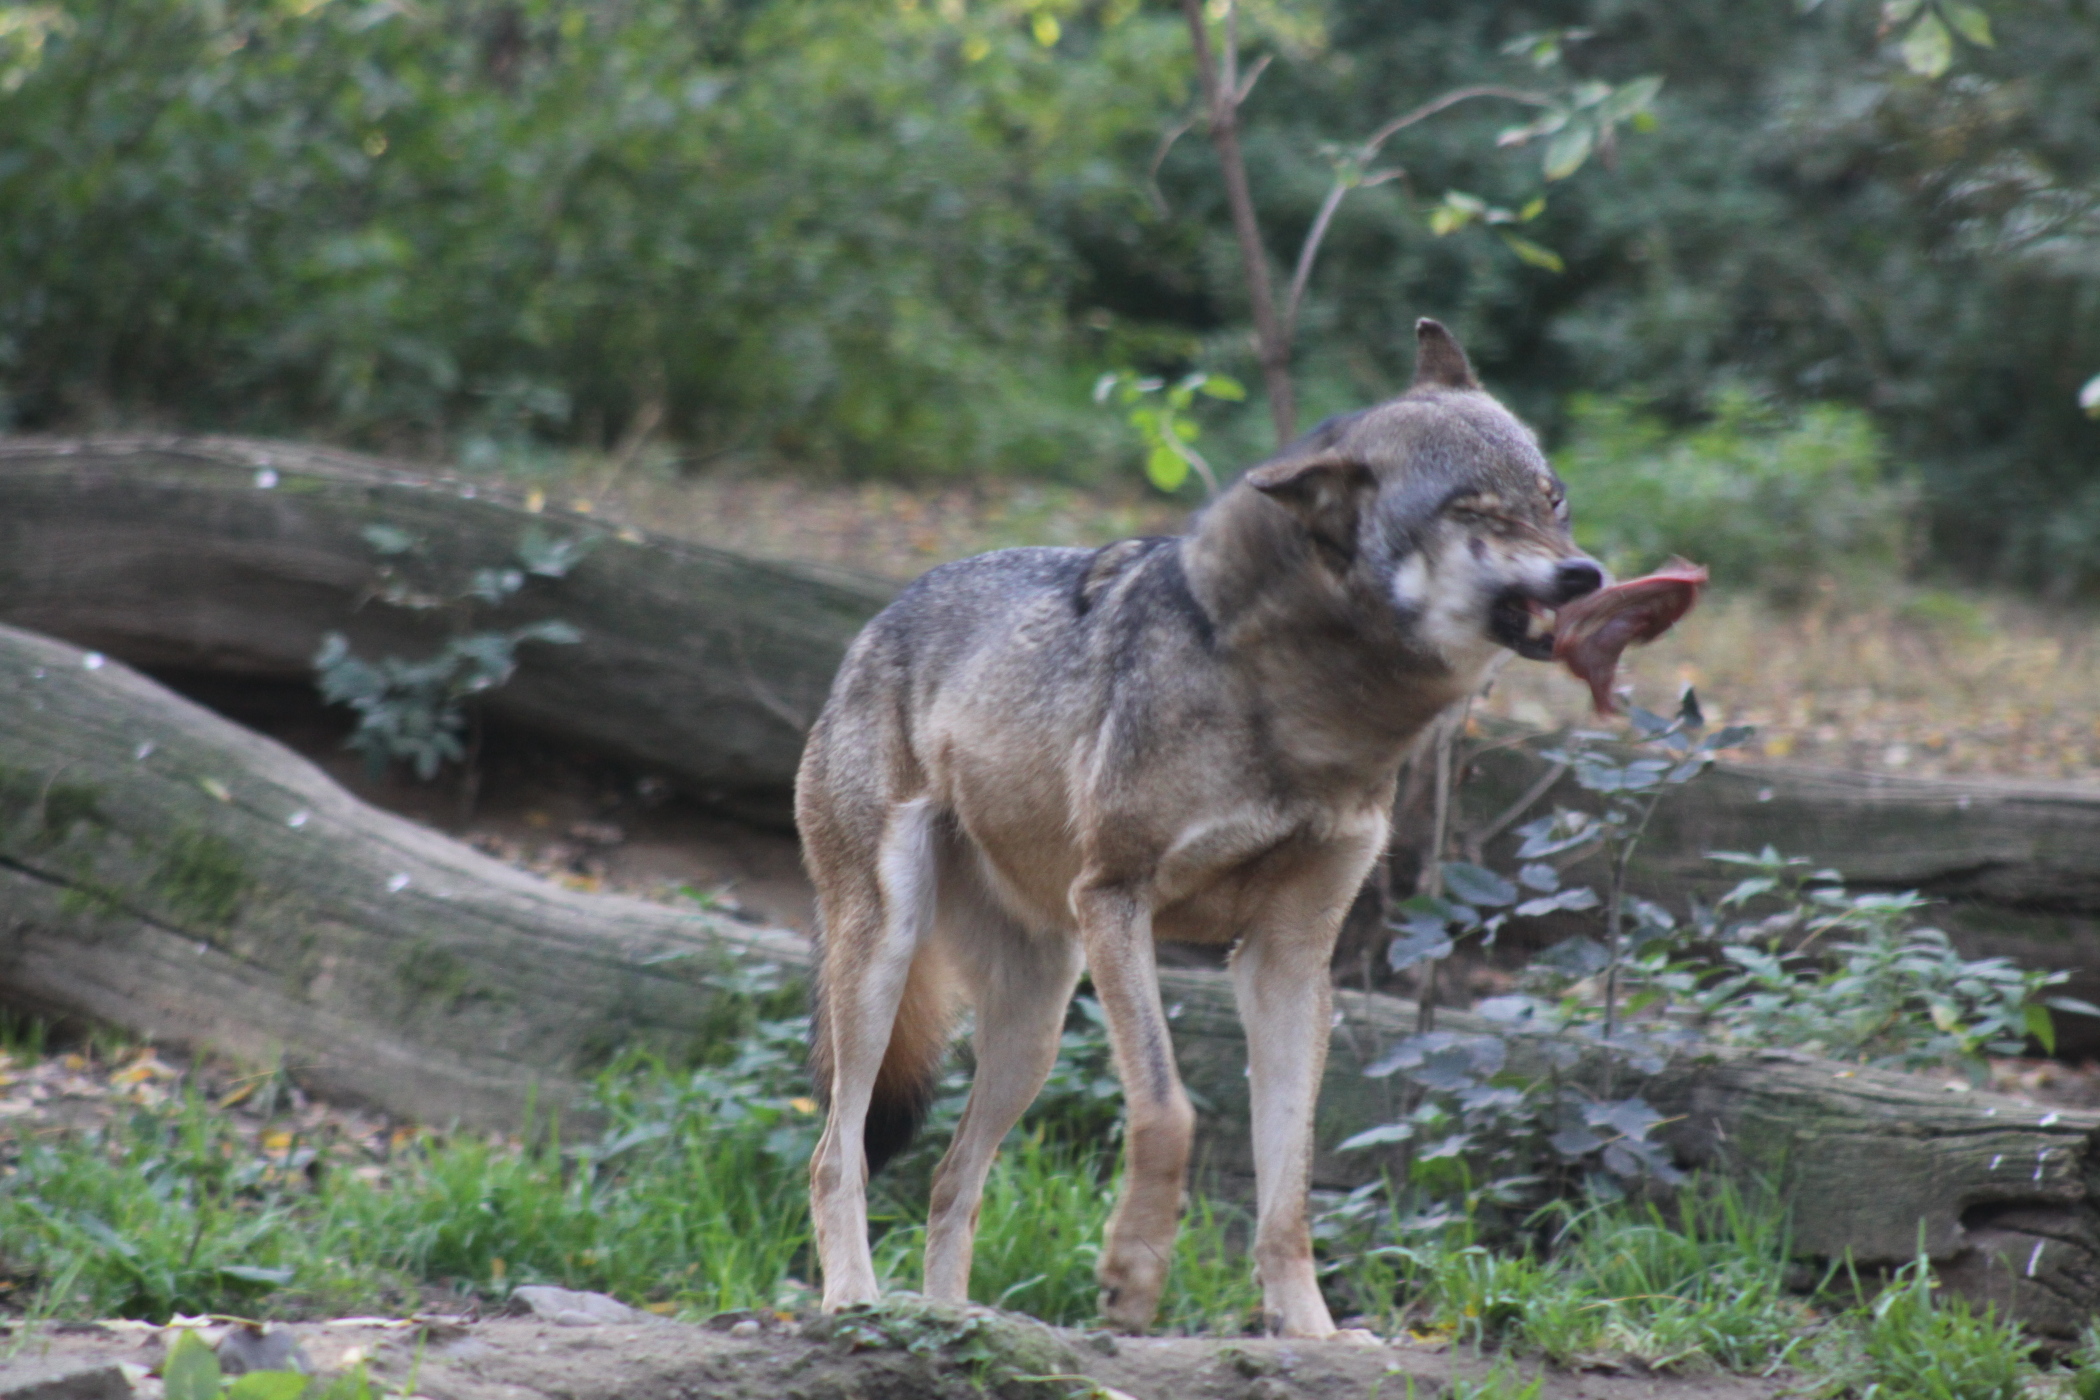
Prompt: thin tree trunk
<box><xmin>1180</xmin><ymin>0</ymin><xmax>1295</xmax><ymax>446</ymax></box>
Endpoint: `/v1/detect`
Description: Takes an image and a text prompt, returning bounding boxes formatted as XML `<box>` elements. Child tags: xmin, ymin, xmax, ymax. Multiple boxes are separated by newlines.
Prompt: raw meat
<box><xmin>1551</xmin><ymin>559</ymin><xmax>1709</xmax><ymax>714</ymax></box>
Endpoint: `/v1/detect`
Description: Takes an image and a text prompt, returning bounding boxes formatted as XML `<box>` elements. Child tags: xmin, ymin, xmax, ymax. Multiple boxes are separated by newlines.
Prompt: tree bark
<box><xmin>2</xmin><ymin>617</ymin><xmax>2094</xmax><ymax>1330</ymax></box>
<box><xmin>0</xmin><ymin>435</ymin><xmax>894</xmax><ymax>826</ymax></box>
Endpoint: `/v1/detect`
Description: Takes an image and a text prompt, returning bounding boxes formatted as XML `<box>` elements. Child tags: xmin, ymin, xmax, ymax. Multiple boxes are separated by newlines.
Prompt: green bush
<box><xmin>1553</xmin><ymin>390</ymin><xmax>1916</xmax><ymax>598</ymax></box>
<box><xmin>0</xmin><ymin>0</ymin><xmax>1176</xmax><ymax>478</ymax></box>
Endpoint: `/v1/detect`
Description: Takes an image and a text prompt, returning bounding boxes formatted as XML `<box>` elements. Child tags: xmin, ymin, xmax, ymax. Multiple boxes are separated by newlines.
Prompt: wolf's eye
<box><xmin>1550</xmin><ymin>491</ymin><xmax>1569</xmax><ymax>522</ymax></box>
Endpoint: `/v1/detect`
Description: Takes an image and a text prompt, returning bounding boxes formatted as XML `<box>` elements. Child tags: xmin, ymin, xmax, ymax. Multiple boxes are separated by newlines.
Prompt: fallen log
<box><xmin>0</xmin><ymin>620</ymin><xmax>809</xmax><ymax>1128</ymax></box>
<box><xmin>1456</xmin><ymin>739</ymin><xmax>2100</xmax><ymax>917</ymax></box>
<box><xmin>4</xmin><ymin>434</ymin><xmax>2099</xmax><ymax>932</ymax></box>
<box><xmin>0</xmin><ymin>435</ymin><xmax>894</xmax><ymax>825</ymax></box>
<box><xmin>2</xmin><ymin>619</ymin><xmax>2094</xmax><ymax>1332</ymax></box>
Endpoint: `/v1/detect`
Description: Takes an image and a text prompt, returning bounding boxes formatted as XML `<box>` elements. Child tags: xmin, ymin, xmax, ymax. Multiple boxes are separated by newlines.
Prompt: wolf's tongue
<box><xmin>1550</xmin><ymin>559</ymin><xmax>1709</xmax><ymax>715</ymax></box>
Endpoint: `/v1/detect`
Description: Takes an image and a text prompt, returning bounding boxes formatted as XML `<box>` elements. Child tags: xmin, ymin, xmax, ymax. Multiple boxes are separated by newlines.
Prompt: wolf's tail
<box><xmin>809</xmin><ymin>949</ymin><xmax>952</xmax><ymax>1174</ymax></box>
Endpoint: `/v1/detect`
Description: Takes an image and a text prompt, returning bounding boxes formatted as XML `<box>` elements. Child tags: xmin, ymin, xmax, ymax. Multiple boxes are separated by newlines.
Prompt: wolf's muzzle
<box><xmin>1490</xmin><ymin>557</ymin><xmax>1606</xmax><ymax>661</ymax></box>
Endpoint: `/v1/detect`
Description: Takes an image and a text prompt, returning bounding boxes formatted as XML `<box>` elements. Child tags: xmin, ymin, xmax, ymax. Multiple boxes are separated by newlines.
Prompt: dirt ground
<box><xmin>0</xmin><ymin>1304</ymin><xmax>1801</xmax><ymax>1400</ymax></box>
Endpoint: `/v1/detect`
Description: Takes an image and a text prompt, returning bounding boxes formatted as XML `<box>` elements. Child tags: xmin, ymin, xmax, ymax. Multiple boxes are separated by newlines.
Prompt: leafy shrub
<box><xmin>1668</xmin><ymin>849</ymin><xmax>2092</xmax><ymax>1075</ymax></box>
<box><xmin>1352</xmin><ymin>697</ymin><xmax>1745</xmax><ymax>1221</ymax></box>
<box><xmin>1553</xmin><ymin>391</ymin><xmax>1917</xmax><ymax>598</ymax></box>
<box><xmin>0</xmin><ymin>0</ymin><xmax>1174</xmax><ymax>478</ymax></box>
<box><xmin>313</xmin><ymin>525</ymin><xmax>585</xmax><ymax>779</ymax></box>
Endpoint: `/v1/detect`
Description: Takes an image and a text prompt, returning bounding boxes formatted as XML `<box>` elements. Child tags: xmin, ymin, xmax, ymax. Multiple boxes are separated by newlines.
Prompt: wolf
<box><xmin>796</xmin><ymin>319</ymin><xmax>1604</xmax><ymax>1338</ymax></box>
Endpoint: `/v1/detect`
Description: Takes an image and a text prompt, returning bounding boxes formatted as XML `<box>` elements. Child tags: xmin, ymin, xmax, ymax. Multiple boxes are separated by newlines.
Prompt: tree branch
<box><xmin>1360</xmin><ymin>84</ymin><xmax>1551</xmax><ymax>154</ymax></box>
<box><xmin>1280</xmin><ymin>86</ymin><xmax>1552</xmax><ymax>377</ymax></box>
<box><xmin>1180</xmin><ymin>0</ymin><xmax>1295</xmax><ymax>447</ymax></box>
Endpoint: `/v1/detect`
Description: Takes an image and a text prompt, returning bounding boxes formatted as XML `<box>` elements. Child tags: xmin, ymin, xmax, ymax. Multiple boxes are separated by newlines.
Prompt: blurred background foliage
<box><xmin>0</xmin><ymin>0</ymin><xmax>2096</xmax><ymax>590</ymax></box>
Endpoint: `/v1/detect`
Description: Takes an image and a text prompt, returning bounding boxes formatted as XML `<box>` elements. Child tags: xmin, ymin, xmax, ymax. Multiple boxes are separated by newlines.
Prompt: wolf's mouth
<box><xmin>1489</xmin><ymin>591</ymin><xmax>1557</xmax><ymax>661</ymax></box>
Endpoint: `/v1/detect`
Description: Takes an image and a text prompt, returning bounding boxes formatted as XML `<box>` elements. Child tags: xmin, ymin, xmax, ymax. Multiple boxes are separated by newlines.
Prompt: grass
<box><xmin>871</xmin><ymin>1129</ymin><xmax>1263</xmax><ymax>1333</ymax></box>
<box><xmin>0</xmin><ymin>1090</ymin><xmax>813</xmax><ymax>1322</ymax></box>
<box><xmin>1330</xmin><ymin>1182</ymin><xmax>1807</xmax><ymax>1373</ymax></box>
<box><xmin>0</xmin><ymin>1023</ymin><xmax>2075</xmax><ymax>1398</ymax></box>
<box><xmin>0</xmin><ymin>1040</ymin><xmax>818</xmax><ymax>1321</ymax></box>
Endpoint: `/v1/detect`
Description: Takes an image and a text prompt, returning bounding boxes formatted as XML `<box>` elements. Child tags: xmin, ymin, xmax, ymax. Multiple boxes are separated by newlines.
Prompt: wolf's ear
<box><xmin>1244</xmin><ymin>451</ymin><xmax>1375</xmax><ymax>567</ymax></box>
<box><xmin>1412</xmin><ymin>318</ymin><xmax>1479</xmax><ymax>390</ymax></box>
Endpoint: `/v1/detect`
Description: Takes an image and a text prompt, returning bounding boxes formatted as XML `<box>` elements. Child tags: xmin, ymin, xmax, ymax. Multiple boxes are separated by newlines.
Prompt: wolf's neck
<box><xmin>1181</xmin><ymin>486</ymin><xmax>1467</xmax><ymax>765</ymax></box>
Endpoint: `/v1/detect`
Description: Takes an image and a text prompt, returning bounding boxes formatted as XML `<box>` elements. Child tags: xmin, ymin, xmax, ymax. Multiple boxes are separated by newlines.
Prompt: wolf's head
<box><xmin>1241</xmin><ymin>319</ymin><xmax>1604</xmax><ymax>672</ymax></box>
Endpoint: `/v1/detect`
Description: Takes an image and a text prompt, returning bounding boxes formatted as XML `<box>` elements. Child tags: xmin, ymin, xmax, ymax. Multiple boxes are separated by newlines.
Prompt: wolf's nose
<box><xmin>1553</xmin><ymin>560</ymin><xmax>1605</xmax><ymax>603</ymax></box>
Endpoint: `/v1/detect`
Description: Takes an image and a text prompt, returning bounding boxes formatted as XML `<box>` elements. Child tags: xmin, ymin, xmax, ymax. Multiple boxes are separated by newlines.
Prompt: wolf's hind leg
<box><xmin>923</xmin><ymin>894</ymin><xmax>1084</xmax><ymax>1303</ymax></box>
<box><xmin>808</xmin><ymin>798</ymin><xmax>944</xmax><ymax>1313</ymax></box>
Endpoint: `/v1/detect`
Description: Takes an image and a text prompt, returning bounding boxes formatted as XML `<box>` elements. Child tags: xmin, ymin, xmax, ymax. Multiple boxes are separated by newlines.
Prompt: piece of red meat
<box><xmin>1550</xmin><ymin>559</ymin><xmax>1709</xmax><ymax>715</ymax></box>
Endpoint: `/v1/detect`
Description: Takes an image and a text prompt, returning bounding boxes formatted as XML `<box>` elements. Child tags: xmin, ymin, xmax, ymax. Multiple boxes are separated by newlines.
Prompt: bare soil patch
<box><xmin>0</xmin><ymin>1307</ymin><xmax>1799</xmax><ymax>1400</ymax></box>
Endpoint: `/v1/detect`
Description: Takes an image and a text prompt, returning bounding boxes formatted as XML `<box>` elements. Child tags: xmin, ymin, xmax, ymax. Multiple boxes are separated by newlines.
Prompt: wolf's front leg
<box><xmin>1076</xmin><ymin>884</ymin><xmax>1195</xmax><ymax>1333</ymax></box>
<box><xmin>1232</xmin><ymin>835</ymin><xmax>1382</xmax><ymax>1339</ymax></box>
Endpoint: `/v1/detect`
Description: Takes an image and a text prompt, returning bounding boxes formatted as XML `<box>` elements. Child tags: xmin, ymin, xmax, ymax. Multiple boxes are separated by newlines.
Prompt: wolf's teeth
<box><xmin>1526</xmin><ymin>607</ymin><xmax>1556</xmax><ymax>640</ymax></box>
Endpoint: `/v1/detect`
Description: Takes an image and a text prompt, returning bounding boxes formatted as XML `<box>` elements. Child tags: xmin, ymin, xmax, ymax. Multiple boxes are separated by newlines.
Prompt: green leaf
<box><xmin>163</xmin><ymin>1332</ymin><xmax>222</xmax><ymax>1400</ymax></box>
<box><xmin>1517</xmin><ymin>862</ymin><xmax>1560</xmax><ymax>892</ymax></box>
<box><xmin>1665</xmin><ymin>756</ymin><xmax>1710</xmax><ymax>784</ymax></box>
<box><xmin>1443</xmin><ymin>861</ymin><xmax>1518</xmax><ymax>908</ymax></box>
<box><xmin>2024</xmin><ymin>1001</ymin><xmax>2057</xmax><ymax>1056</ymax></box>
<box><xmin>216</xmin><ymin>1263</ymin><xmax>295</xmax><ymax>1285</ymax></box>
<box><xmin>1882</xmin><ymin>0</ymin><xmax>1925</xmax><ymax>23</ymax></box>
<box><xmin>1597</xmin><ymin>75</ymin><xmax>1665</xmax><ymax>125</ymax></box>
<box><xmin>1197</xmin><ymin>374</ymin><xmax>1245</xmax><ymax>401</ymax></box>
<box><xmin>1336</xmin><ymin>1122</ymin><xmax>1413</xmax><ymax>1152</ymax></box>
<box><xmin>1429</xmin><ymin>192</ymin><xmax>1488</xmax><ymax>236</ymax></box>
<box><xmin>1517</xmin><ymin>196</ymin><xmax>1547</xmax><ymax>222</ymax></box>
<box><xmin>72</xmin><ymin>1212</ymin><xmax>140</xmax><ymax>1260</ymax></box>
<box><xmin>1386</xmin><ymin>925</ymin><xmax>1454</xmax><ymax>972</ymax></box>
<box><xmin>1542</xmin><ymin>124</ymin><xmax>1593</xmax><ymax>180</ymax></box>
<box><xmin>1500</xmin><ymin>234</ymin><xmax>1565</xmax><ymax>273</ymax></box>
<box><xmin>1901</xmin><ymin>13</ymin><xmax>1952</xmax><ymax>76</ymax></box>
<box><xmin>1399</xmin><ymin>894</ymin><xmax>1473</xmax><ymax>925</ymax></box>
<box><xmin>1514</xmin><ymin>886</ymin><xmax>1599</xmax><ymax>917</ymax></box>
<box><xmin>1144</xmin><ymin>444</ymin><xmax>1189</xmax><ymax>493</ymax></box>
<box><xmin>1938</xmin><ymin>0</ymin><xmax>1992</xmax><ymax>44</ymax></box>
<box><xmin>2046</xmin><ymin>996</ymin><xmax>2100</xmax><ymax>1018</ymax></box>
<box><xmin>1704</xmin><ymin>724</ymin><xmax>1759</xmax><ymax>752</ymax></box>
<box><xmin>227</xmin><ymin>1373</ymin><xmax>311</xmax><ymax>1400</ymax></box>
<box><xmin>314</xmin><ymin>1365</ymin><xmax>376</xmax><ymax>1400</ymax></box>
